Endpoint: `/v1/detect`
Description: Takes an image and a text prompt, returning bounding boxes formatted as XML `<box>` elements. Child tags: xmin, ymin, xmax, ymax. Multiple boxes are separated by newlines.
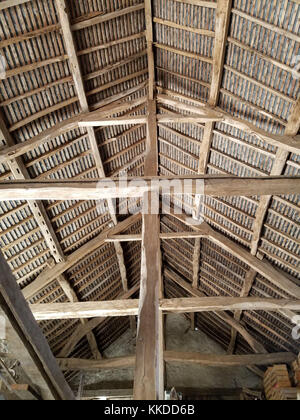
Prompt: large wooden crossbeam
<box><xmin>170</xmin><ymin>214</ymin><xmax>300</xmax><ymax>300</ymax></box>
<box><xmin>0</xmin><ymin>176</ymin><xmax>299</xmax><ymax>201</ymax></box>
<box><xmin>56</xmin><ymin>352</ymin><xmax>295</xmax><ymax>371</ymax></box>
<box><xmin>29</xmin><ymin>297</ymin><xmax>300</xmax><ymax>321</ymax></box>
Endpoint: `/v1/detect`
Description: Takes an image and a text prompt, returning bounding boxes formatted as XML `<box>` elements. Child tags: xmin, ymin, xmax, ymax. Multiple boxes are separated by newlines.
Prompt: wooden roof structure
<box><xmin>0</xmin><ymin>0</ymin><xmax>299</xmax><ymax>400</ymax></box>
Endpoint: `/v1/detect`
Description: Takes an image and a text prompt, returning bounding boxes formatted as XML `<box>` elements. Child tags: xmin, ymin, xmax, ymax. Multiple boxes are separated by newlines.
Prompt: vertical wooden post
<box><xmin>133</xmin><ymin>99</ymin><xmax>164</xmax><ymax>400</ymax></box>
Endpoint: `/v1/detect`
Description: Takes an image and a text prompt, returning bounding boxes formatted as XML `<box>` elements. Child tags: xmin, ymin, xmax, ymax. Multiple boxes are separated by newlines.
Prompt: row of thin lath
<box><xmin>162</xmin><ymin>214</ymin><xmax>299</xmax><ymax>355</ymax></box>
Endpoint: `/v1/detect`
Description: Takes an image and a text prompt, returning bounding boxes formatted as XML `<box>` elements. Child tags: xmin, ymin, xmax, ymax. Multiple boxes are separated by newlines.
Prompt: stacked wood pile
<box><xmin>264</xmin><ymin>364</ymin><xmax>300</xmax><ymax>401</ymax></box>
<box><xmin>292</xmin><ymin>355</ymin><xmax>300</xmax><ymax>387</ymax></box>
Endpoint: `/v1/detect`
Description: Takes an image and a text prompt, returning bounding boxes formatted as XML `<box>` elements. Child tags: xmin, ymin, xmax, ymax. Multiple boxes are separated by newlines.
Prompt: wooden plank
<box><xmin>164</xmin><ymin>351</ymin><xmax>296</xmax><ymax>366</ymax></box>
<box><xmin>153</xmin><ymin>17</ymin><xmax>215</xmax><ymax>36</ymax></box>
<box><xmin>58</xmin><ymin>356</ymin><xmax>136</xmax><ymax>372</ymax></box>
<box><xmin>22</xmin><ymin>214</ymin><xmax>140</xmax><ymax>300</ymax></box>
<box><xmin>0</xmin><ymin>176</ymin><xmax>299</xmax><ymax>201</ymax></box>
<box><xmin>30</xmin><ymin>299</ymin><xmax>140</xmax><ymax>320</ymax></box>
<box><xmin>160</xmin><ymin>297</ymin><xmax>300</xmax><ymax>313</ymax></box>
<box><xmin>134</xmin><ymin>99</ymin><xmax>164</xmax><ymax>400</ymax></box>
<box><xmin>0</xmin><ymin>253</ymin><xmax>75</xmax><ymax>400</ymax></box>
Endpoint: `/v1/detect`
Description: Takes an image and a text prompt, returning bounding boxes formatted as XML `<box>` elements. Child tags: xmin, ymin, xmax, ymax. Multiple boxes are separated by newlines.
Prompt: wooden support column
<box><xmin>0</xmin><ymin>252</ymin><xmax>75</xmax><ymax>400</ymax></box>
<box><xmin>55</xmin><ymin>0</ymin><xmax>128</xmax><ymax>293</ymax></box>
<box><xmin>133</xmin><ymin>97</ymin><xmax>164</xmax><ymax>399</ymax></box>
<box><xmin>251</xmin><ymin>98</ymin><xmax>300</xmax><ymax>255</ymax></box>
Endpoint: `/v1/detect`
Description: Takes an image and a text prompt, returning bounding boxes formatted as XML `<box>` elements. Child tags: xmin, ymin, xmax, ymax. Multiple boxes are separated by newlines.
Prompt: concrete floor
<box><xmin>76</xmin><ymin>314</ymin><xmax>262</xmax><ymax>393</ymax></box>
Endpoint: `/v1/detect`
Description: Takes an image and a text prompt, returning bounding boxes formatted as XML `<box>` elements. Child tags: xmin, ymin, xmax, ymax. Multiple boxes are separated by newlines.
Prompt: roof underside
<box><xmin>0</xmin><ymin>0</ymin><xmax>299</xmax><ymax>383</ymax></box>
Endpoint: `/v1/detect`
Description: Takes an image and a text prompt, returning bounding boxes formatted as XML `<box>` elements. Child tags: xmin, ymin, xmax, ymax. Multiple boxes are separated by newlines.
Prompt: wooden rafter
<box><xmin>0</xmin><ymin>253</ymin><xmax>75</xmax><ymax>400</ymax></box>
<box><xmin>22</xmin><ymin>214</ymin><xmax>140</xmax><ymax>301</ymax></box>
<box><xmin>250</xmin><ymin>98</ymin><xmax>300</xmax><ymax>256</ymax></box>
<box><xmin>55</xmin><ymin>0</ymin><xmax>128</xmax><ymax>293</ymax></box>
<box><xmin>166</xmin><ymin>268</ymin><xmax>266</xmax><ymax>354</ymax></box>
<box><xmin>168</xmin><ymin>214</ymin><xmax>300</xmax><ymax>300</ymax></box>
<box><xmin>57</xmin><ymin>272</ymin><xmax>102</xmax><ymax>360</ymax></box>
<box><xmin>0</xmin><ymin>112</ymin><xmax>65</xmax><ymax>264</ymax></box>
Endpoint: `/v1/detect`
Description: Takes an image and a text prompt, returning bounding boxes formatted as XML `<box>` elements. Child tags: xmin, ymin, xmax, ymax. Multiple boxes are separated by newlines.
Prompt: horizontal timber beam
<box><xmin>160</xmin><ymin>297</ymin><xmax>300</xmax><ymax>313</ymax></box>
<box><xmin>164</xmin><ymin>351</ymin><xmax>296</xmax><ymax>366</ymax></box>
<box><xmin>0</xmin><ymin>176</ymin><xmax>299</xmax><ymax>201</ymax></box>
<box><xmin>29</xmin><ymin>297</ymin><xmax>300</xmax><ymax>320</ymax></box>
<box><xmin>56</xmin><ymin>351</ymin><xmax>296</xmax><ymax>371</ymax></box>
<box><xmin>58</xmin><ymin>356</ymin><xmax>136</xmax><ymax>372</ymax></box>
<box><xmin>30</xmin><ymin>299</ymin><xmax>140</xmax><ymax>320</ymax></box>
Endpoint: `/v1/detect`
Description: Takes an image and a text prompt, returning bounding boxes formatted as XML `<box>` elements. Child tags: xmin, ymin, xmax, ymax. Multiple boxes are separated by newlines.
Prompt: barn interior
<box><xmin>0</xmin><ymin>0</ymin><xmax>299</xmax><ymax>401</ymax></box>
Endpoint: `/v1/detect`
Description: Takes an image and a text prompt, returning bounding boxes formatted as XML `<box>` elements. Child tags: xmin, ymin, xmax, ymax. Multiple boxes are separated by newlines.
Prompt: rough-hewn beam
<box><xmin>55</xmin><ymin>0</ymin><xmax>129</xmax><ymax>293</ymax></box>
<box><xmin>0</xmin><ymin>253</ymin><xmax>75</xmax><ymax>400</ymax></box>
<box><xmin>160</xmin><ymin>297</ymin><xmax>300</xmax><ymax>313</ymax></box>
<box><xmin>0</xmin><ymin>99</ymin><xmax>145</xmax><ymax>163</ymax></box>
<box><xmin>71</xmin><ymin>4</ymin><xmax>145</xmax><ymax>31</ymax></box>
<box><xmin>170</xmin><ymin>215</ymin><xmax>300</xmax><ymax>300</ymax></box>
<box><xmin>134</xmin><ymin>99</ymin><xmax>164</xmax><ymax>400</ymax></box>
<box><xmin>0</xmin><ymin>112</ymin><xmax>65</xmax><ymax>264</ymax></box>
<box><xmin>22</xmin><ymin>214</ymin><xmax>140</xmax><ymax>301</ymax></box>
<box><xmin>57</xmin><ymin>351</ymin><xmax>296</xmax><ymax>371</ymax></box>
<box><xmin>29</xmin><ymin>296</ymin><xmax>300</xmax><ymax>321</ymax></box>
<box><xmin>0</xmin><ymin>176</ymin><xmax>299</xmax><ymax>201</ymax></box>
<box><xmin>58</xmin><ymin>356</ymin><xmax>136</xmax><ymax>372</ymax></box>
<box><xmin>157</xmin><ymin>92</ymin><xmax>300</xmax><ymax>154</ymax></box>
<box><xmin>250</xmin><ymin>98</ymin><xmax>300</xmax><ymax>256</ymax></box>
<box><xmin>164</xmin><ymin>352</ymin><xmax>296</xmax><ymax>366</ymax></box>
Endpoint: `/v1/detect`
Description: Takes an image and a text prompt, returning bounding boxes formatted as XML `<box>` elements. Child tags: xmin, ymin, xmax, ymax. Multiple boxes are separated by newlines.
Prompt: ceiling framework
<box><xmin>0</xmin><ymin>0</ymin><xmax>299</xmax><ymax>400</ymax></box>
